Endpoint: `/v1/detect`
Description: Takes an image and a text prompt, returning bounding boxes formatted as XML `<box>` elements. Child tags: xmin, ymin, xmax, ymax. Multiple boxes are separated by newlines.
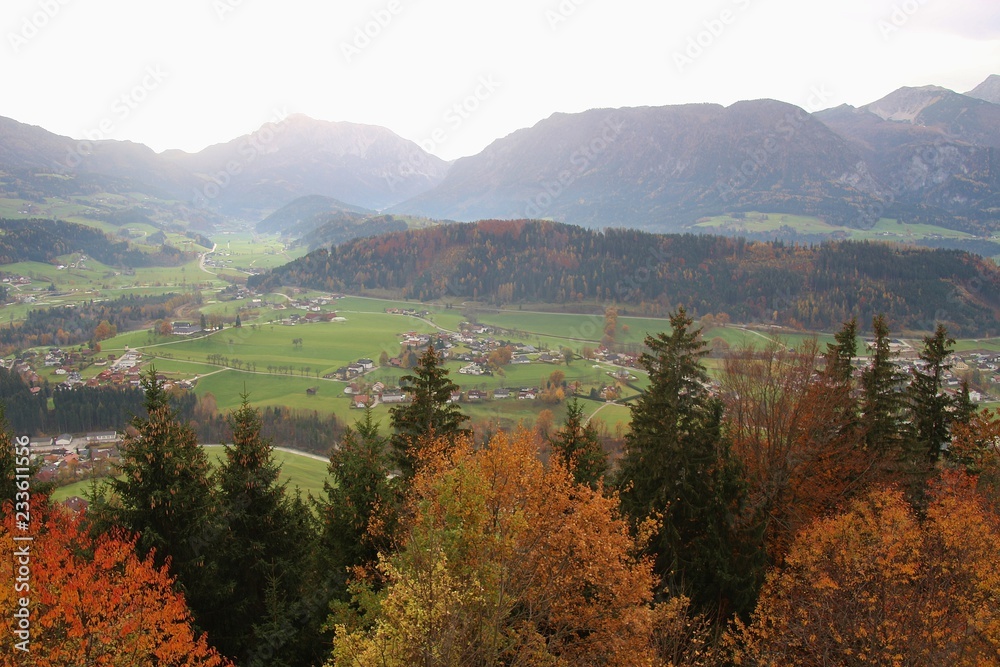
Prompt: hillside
<box><xmin>0</xmin><ymin>218</ymin><xmax>194</xmax><ymax>267</ymax></box>
<box><xmin>392</xmin><ymin>101</ymin><xmax>883</xmax><ymax>230</ymax></box>
<box><xmin>249</xmin><ymin>219</ymin><xmax>1000</xmax><ymax>336</ymax></box>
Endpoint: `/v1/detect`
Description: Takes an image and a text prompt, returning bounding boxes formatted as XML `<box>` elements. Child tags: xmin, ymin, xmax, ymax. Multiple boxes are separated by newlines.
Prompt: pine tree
<box><xmin>213</xmin><ymin>394</ymin><xmax>317</xmax><ymax>663</ymax></box>
<box><xmin>824</xmin><ymin>317</ymin><xmax>858</xmax><ymax>384</ymax></box>
<box><xmin>616</xmin><ymin>308</ymin><xmax>760</xmax><ymax>617</ymax></box>
<box><xmin>859</xmin><ymin>315</ymin><xmax>906</xmax><ymax>454</ymax></box>
<box><xmin>389</xmin><ymin>345</ymin><xmax>468</xmax><ymax>477</ymax></box>
<box><xmin>320</xmin><ymin>406</ymin><xmax>395</xmax><ymax>588</ymax></box>
<box><xmin>908</xmin><ymin>324</ymin><xmax>956</xmax><ymax>463</ymax></box>
<box><xmin>99</xmin><ymin>366</ymin><xmax>221</xmax><ymax>623</ymax></box>
<box><xmin>549</xmin><ymin>397</ymin><xmax>607</xmax><ymax>488</ymax></box>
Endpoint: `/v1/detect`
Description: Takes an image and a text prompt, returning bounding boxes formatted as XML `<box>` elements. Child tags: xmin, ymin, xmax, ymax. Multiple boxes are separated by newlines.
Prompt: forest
<box><xmin>0</xmin><ymin>291</ymin><xmax>197</xmax><ymax>355</ymax></box>
<box><xmin>0</xmin><ymin>218</ymin><xmax>194</xmax><ymax>267</ymax></box>
<box><xmin>249</xmin><ymin>219</ymin><xmax>1000</xmax><ymax>336</ymax></box>
<box><xmin>4</xmin><ymin>311</ymin><xmax>999</xmax><ymax>665</ymax></box>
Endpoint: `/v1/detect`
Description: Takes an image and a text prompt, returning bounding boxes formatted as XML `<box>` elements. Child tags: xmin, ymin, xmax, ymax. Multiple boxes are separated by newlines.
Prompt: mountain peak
<box><xmin>864</xmin><ymin>85</ymin><xmax>953</xmax><ymax>122</ymax></box>
<box><xmin>965</xmin><ymin>74</ymin><xmax>1000</xmax><ymax>105</ymax></box>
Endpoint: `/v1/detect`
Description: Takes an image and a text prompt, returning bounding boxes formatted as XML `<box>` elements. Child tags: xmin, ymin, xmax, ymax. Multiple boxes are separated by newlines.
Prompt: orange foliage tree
<box><xmin>0</xmin><ymin>503</ymin><xmax>231</xmax><ymax>666</ymax></box>
<box><xmin>329</xmin><ymin>429</ymin><xmax>659</xmax><ymax>666</ymax></box>
<box><xmin>731</xmin><ymin>477</ymin><xmax>1000</xmax><ymax>665</ymax></box>
<box><xmin>722</xmin><ymin>338</ymin><xmax>867</xmax><ymax>562</ymax></box>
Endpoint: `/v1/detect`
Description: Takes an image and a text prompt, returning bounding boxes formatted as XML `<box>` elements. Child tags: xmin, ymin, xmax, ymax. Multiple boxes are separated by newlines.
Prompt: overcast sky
<box><xmin>3</xmin><ymin>0</ymin><xmax>998</xmax><ymax>160</ymax></box>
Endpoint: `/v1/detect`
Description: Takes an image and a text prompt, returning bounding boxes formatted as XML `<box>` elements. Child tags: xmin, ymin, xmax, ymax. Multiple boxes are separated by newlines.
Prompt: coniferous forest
<box><xmin>5</xmin><ymin>313</ymin><xmax>1000</xmax><ymax>665</ymax></box>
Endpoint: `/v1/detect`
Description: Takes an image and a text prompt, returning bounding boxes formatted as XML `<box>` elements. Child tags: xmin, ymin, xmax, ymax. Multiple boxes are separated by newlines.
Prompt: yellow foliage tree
<box><xmin>329</xmin><ymin>429</ymin><xmax>658</xmax><ymax>667</ymax></box>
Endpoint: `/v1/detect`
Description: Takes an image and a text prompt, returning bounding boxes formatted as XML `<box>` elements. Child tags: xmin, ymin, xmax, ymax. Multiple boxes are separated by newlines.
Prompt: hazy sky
<box><xmin>3</xmin><ymin>0</ymin><xmax>998</xmax><ymax>160</ymax></box>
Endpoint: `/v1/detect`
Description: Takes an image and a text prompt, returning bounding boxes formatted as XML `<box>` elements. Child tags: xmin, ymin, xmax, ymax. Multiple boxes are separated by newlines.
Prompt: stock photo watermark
<box><xmin>8</xmin><ymin>0</ymin><xmax>72</xmax><ymax>53</ymax></box>
<box><xmin>545</xmin><ymin>0</ymin><xmax>591</xmax><ymax>30</ymax></box>
<box><xmin>340</xmin><ymin>0</ymin><xmax>406</xmax><ymax>63</ymax></box>
<box><xmin>523</xmin><ymin>115</ymin><xmax>624</xmax><ymax>218</ymax></box>
<box><xmin>877</xmin><ymin>0</ymin><xmax>929</xmax><ymax>40</ymax></box>
<box><xmin>715</xmin><ymin>85</ymin><xmax>836</xmax><ymax>202</ymax></box>
<box><xmin>673</xmin><ymin>0</ymin><xmax>754</xmax><ymax>74</ymax></box>
<box><xmin>192</xmin><ymin>106</ymin><xmax>290</xmax><ymax>207</ymax></box>
<box><xmin>60</xmin><ymin>65</ymin><xmax>169</xmax><ymax>170</ymax></box>
<box><xmin>11</xmin><ymin>435</ymin><xmax>33</xmax><ymax>653</ymax></box>
<box><xmin>386</xmin><ymin>75</ymin><xmax>501</xmax><ymax>191</ymax></box>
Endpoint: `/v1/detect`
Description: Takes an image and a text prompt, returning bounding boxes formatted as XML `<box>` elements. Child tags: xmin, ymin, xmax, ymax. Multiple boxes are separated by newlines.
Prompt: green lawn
<box><xmin>51</xmin><ymin>447</ymin><xmax>331</xmax><ymax>503</ymax></box>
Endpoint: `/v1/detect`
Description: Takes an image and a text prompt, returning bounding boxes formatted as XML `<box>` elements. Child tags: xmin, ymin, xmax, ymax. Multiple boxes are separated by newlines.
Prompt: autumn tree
<box><xmin>0</xmin><ymin>505</ymin><xmax>231</xmax><ymax>666</ymax></box>
<box><xmin>0</xmin><ymin>405</ymin><xmax>18</xmax><ymax>506</ymax></box>
<box><xmin>602</xmin><ymin>306</ymin><xmax>618</xmax><ymax>347</ymax></box>
<box><xmin>329</xmin><ymin>429</ymin><xmax>658</xmax><ymax>666</ymax></box>
<box><xmin>389</xmin><ymin>345</ymin><xmax>468</xmax><ymax>478</ymax></box>
<box><xmin>549</xmin><ymin>397</ymin><xmax>608</xmax><ymax>488</ymax></box>
<box><xmin>487</xmin><ymin>345</ymin><xmax>513</xmax><ymax>371</ymax></box>
<box><xmin>949</xmin><ymin>408</ymin><xmax>1000</xmax><ymax>509</ymax></box>
<box><xmin>732</xmin><ymin>480</ymin><xmax>1000</xmax><ymax>665</ymax></box>
<box><xmin>93</xmin><ymin>318</ymin><xmax>117</xmax><ymax>342</ymax></box>
<box><xmin>617</xmin><ymin>308</ymin><xmax>760</xmax><ymax>617</ymax></box>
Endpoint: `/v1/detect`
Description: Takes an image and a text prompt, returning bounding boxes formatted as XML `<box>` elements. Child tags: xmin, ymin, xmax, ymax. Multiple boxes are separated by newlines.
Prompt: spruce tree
<box><xmin>859</xmin><ymin>315</ymin><xmax>906</xmax><ymax>453</ymax></box>
<box><xmin>549</xmin><ymin>397</ymin><xmax>607</xmax><ymax>488</ymax></box>
<box><xmin>824</xmin><ymin>317</ymin><xmax>858</xmax><ymax>384</ymax></box>
<box><xmin>214</xmin><ymin>394</ymin><xmax>317</xmax><ymax>663</ymax></box>
<box><xmin>907</xmin><ymin>324</ymin><xmax>956</xmax><ymax>462</ymax></box>
<box><xmin>101</xmin><ymin>366</ymin><xmax>220</xmax><ymax>621</ymax></box>
<box><xmin>320</xmin><ymin>406</ymin><xmax>395</xmax><ymax>587</ymax></box>
<box><xmin>389</xmin><ymin>345</ymin><xmax>468</xmax><ymax>477</ymax></box>
<box><xmin>616</xmin><ymin>308</ymin><xmax>760</xmax><ymax>617</ymax></box>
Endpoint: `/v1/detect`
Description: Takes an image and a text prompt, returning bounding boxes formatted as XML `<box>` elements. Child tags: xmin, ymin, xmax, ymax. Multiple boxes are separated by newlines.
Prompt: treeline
<box><xmin>0</xmin><ymin>366</ymin><xmax>344</xmax><ymax>452</ymax></box>
<box><xmin>11</xmin><ymin>322</ymin><xmax>1000</xmax><ymax>665</ymax></box>
<box><xmin>250</xmin><ymin>219</ymin><xmax>1000</xmax><ymax>336</ymax></box>
<box><xmin>0</xmin><ymin>292</ymin><xmax>195</xmax><ymax>354</ymax></box>
<box><xmin>0</xmin><ymin>218</ymin><xmax>194</xmax><ymax>267</ymax></box>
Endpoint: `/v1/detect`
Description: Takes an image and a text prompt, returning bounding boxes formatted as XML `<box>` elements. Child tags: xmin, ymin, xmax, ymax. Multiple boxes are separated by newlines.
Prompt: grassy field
<box><xmin>51</xmin><ymin>447</ymin><xmax>330</xmax><ymax>502</ymax></box>
<box><xmin>693</xmin><ymin>212</ymin><xmax>977</xmax><ymax>243</ymax></box>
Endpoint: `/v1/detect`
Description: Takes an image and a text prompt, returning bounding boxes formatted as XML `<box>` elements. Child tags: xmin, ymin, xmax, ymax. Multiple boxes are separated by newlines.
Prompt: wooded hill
<box><xmin>0</xmin><ymin>218</ymin><xmax>194</xmax><ymax>267</ymax></box>
<box><xmin>249</xmin><ymin>219</ymin><xmax>1000</xmax><ymax>336</ymax></box>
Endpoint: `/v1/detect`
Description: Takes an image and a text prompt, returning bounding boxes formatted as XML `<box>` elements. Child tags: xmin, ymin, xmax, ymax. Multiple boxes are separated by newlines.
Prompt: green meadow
<box><xmin>694</xmin><ymin>212</ymin><xmax>976</xmax><ymax>242</ymax></box>
<box><xmin>50</xmin><ymin>446</ymin><xmax>331</xmax><ymax>503</ymax></box>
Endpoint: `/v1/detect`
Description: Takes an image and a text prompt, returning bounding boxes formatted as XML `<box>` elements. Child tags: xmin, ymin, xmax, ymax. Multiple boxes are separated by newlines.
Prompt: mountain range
<box><xmin>1</xmin><ymin>75</ymin><xmax>997</xmax><ymax>234</ymax></box>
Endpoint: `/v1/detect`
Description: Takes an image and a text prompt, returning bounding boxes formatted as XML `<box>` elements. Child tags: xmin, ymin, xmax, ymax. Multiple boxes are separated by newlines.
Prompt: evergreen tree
<box><xmin>908</xmin><ymin>324</ymin><xmax>956</xmax><ymax>463</ymax></box>
<box><xmin>549</xmin><ymin>397</ymin><xmax>607</xmax><ymax>488</ymax></box>
<box><xmin>320</xmin><ymin>406</ymin><xmax>395</xmax><ymax>588</ymax></box>
<box><xmin>389</xmin><ymin>345</ymin><xmax>468</xmax><ymax>477</ymax></box>
<box><xmin>953</xmin><ymin>380</ymin><xmax>976</xmax><ymax>428</ymax></box>
<box><xmin>99</xmin><ymin>366</ymin><xmax>221</xmax><ymax>624</ymax></box>
<box><xmin>859</xmin><ymin>315</ymin><xmax>906</xmax><ymax>453</ymax></box>
<box><xmin>213</xmin><ymin>394</ymin><xmax>317</xmax><ymax>663</ymax></box>
<box><xmin>824</xmin><ymin>317</ymin><xmax>858</xmax><ymax>384</ymax></box>
<box><xmin>616</xmin><ymin>308</ymin><xmax>760</xmax><ymax>617</ymax></box>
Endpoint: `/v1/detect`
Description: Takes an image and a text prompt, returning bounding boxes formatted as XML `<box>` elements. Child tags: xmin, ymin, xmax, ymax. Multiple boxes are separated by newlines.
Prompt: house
<box><xmin>358</xmin><ymin>358</ymin><xmax>375</xmax><ymax>370</ymax></box>
<box><xmin>517</xmin><ymin>388</ymin><xmax>538</xmax><ymax>400</ymax></box>
<box><xmin>55</xmin><ymin>433</ymin><xmax>74</xmax><ymax>448</ymax></box>
<box><xmin>63</xmin><ymin>496</ymin><xmax>89</xmax><ymax>513</ymax></box>
<box><xmin>352</xmin><ymin>396</ymin><xmax>373</xmax><ymax>409</ymax></box>
<box><xmin>306</xmin><ymin>387</ymin><xmax>318</xmax><ymax>395</ymax></box>
<box><xmin>381</xmin><ymin>390</ymin><xmax>409</xmax><ymax>404</ymax></box>
<box><xmin>447</xmin><ymin>390</ymin><xmax>462</xmax><ymax>404</ymax></box>
<box><xmin>85</xmin><ymin>431</ymin><xmax>119</xmax><ymax>446</ymax></box>
<box><xmin>459</xmin><ymin>363</ymin><xmax>484</xmax><ymax>375</ymax></box>
<box><xmin>466</xmin><ymin>390</ymin><xmax>487</xmax><ymax>402</ymax></box>
<box><xmin>493</xmin><ymin>387</ymin><xmax>511</xmax><ymax>399</ymax></box>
